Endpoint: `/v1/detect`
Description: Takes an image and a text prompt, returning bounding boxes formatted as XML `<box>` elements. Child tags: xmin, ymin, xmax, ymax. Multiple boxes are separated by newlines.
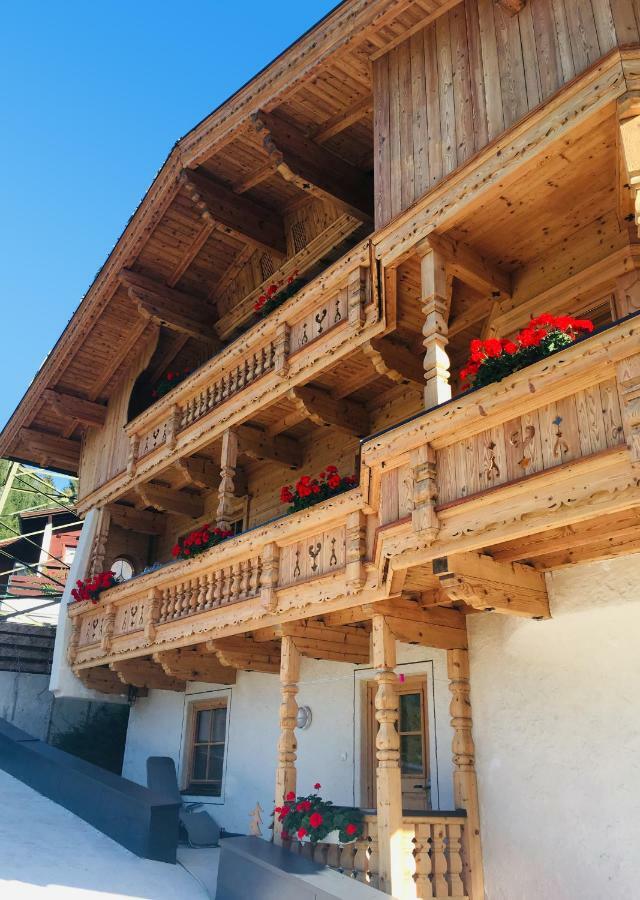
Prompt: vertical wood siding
<box><xmin>373</xmin><ymin>0</ymin><xmax>635</xmax><ymax>227</ymax></box>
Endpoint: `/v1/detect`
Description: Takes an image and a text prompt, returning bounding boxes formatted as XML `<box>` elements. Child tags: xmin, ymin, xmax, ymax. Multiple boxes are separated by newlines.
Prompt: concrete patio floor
<box><xmin>0</xmin><ymin>769</ymin><xmax>210</xmax><ymax>898</ymax></box>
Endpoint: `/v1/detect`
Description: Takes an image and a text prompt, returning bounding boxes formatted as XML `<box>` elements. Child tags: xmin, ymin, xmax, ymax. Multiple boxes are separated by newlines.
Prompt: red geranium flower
<box><xmin>297</xmin><ymin>827</ymin><xmax>307</xmax><ymax>839</ymax></box>
<box><xmin>309</xmin><ymin>812</ymin><xmax>323</xmax><ymax>829</ymax></box>
<box><xmin>314</xmin><ymin>783</ymin><xmax>321</xmax><ymax>790</ymax></box>
<box><xmin>286</xmin><ymin>791</ymin><xmax>296</xmax><ymax>802</ymax></box>
<box><xmin>345</xmin><ymin>823</ymin><xmax>358</xmax><ymax>836</ymax></box>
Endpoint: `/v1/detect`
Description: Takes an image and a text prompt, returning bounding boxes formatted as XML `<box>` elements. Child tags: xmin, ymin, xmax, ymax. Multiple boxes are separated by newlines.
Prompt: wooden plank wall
<box><xmin>373</xmin><ymin>0</ymin><xmax>637</xmax><ymax>227</ymax></box>
<box><xmin>79</xmin><ymin>327</ymin><xmax>159</xmax><ymax>500</ymax></box>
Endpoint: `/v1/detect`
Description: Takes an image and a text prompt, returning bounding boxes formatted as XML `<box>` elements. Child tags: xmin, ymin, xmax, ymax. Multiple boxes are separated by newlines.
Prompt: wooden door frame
<box><xmin>361</xmin><ymin>673</ymin><xmax>431</xmax><ymax>808</ymax></box>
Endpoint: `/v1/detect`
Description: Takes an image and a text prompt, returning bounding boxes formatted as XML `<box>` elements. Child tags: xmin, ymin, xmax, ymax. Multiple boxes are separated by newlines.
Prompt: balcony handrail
<box><xmin>125</xmin><ymin>237</ymin><xmax>373</xmax><ymax>438</ymax></box>
<box><xmin>360</xmin><ymin>313</ymin><xmax>640</xmax><ymax>468</ymax></box>
<box><xmin>68</xmin><ymin>486</ymin><xmax>364</xmax><ymax>618</ymax></box>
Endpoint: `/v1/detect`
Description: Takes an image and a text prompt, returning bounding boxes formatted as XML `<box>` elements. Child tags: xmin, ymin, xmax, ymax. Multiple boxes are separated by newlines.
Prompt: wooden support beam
<box><xmin>250</xmin><ymin>110</ymin><xmax>373</xmax><ymax>221</ymax></box>
<box><xmin>217</xmin><ymin>428</ymin><xmax>239</xmax><ymax>531</ymax></box>
<box><xmin>426</xmin><ymin>234</ymin><xmax>511</xmax><ymax>299</ymax></box>
<box><xmin>288</xmin><ymin>385</ymin><xmax>369</xmax><ymax>436</ymax></box>
<box><xmin>618</xmin><ymin>106</ymin><xmax>640</xmax><ymax>234</ymax></box>
<box><xmin>106</xmin><ymin>503</ymin><xmax>165</xmax><ymax>535</ymax></box>
<box><xmin>153</xmin><ymin>647</ymin><xmax>236</xmax><ymax>684</ymax></box>
<box><xmin>368</xmin><ymin>599</ymin><xmax>468</xmax><ymax>649</ymax></box>
<box><xmin>134</xmin><ymin>483</ymin><xmax>204</xmax><ymax>519</ymax></box>
<box><xmin>273</xmin><ymin>634</ymin><xmax>300</xmax><ymax>844</ymax></box>
<box><xmin>207</xmin><ymin>637</ymin><xmax>281</xmax><ymax>674</ymax></box>
<box><xmin>75</xmin><ymin>666</ymin><xmax>135</xmax><ymax>696</ymax></box>
<box><xmin>258</xmin><ymin>621</ymin><xmax>370</xmax><ymax>665</ymax></box>
<box><xmin>363</xmin><ymin>338</ymin><xmax>425</xmax><ymax>386</ymax></box>
<box><xmin>448</xmin><ymin>650</ymin><xmax>485</xmax><ymax>900</ymax></box>
<box><xmin>237</xmin><ymin>425</ymin><xmax>302</xmax><ymax>469</ymax></box>
<box><xmin>20</xmin><ymin>429</ymin><xmax>81</xmax><ymax>470</ymax></box>
<box><xmin>110</xmin><ymin>658</ymin><xmax>186</xmax><ymax>692</ymax></box>
<box><xmin>419</xmin><ymin>245</ymin><xmax>451</xmax><ymax>409</ymax></box>
<box><xmin>171</xmin><ymin>457</ymin><xmax>219</xmax><ymax>491</ymax></box>
<box><xmin>42</xmin><ymin>390</ymin><xmax>107</xmax><ymax>428</ymax></box>
<box><xmin>167</xmin><ymin>221</ymin><xmax>215</xmax><ymax>287</ymax></box>
<box><xmin>181</xmin><ymin>169</ymin><xmax>286</xmax><ymax>256</ymax></box>
<box><xmin>233</xmin><ymin>162</ymin><xmax>278</xmax><ymax>194</ymax></box>
<box><xmin>371</xmin><ymin>615</ymin><xmax>406</xmax><ymax>898</ymax></box>
<box><xmin>119</xmin><ymin>269</ymin><xmax>216</xmax><ymax>342</ymax></box>
<box><xmin>435</xmin><ymin>552</ymin><xmax>550</xmax><ymax>619</ymax></box>
<box><xmin>311</xmin><ymin>95</ymin><xmax>373</xmax><ymax>144</ymax></box>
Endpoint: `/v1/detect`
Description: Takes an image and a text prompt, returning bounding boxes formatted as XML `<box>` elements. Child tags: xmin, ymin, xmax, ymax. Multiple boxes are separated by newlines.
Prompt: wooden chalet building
<box><xmin>2</xmin><ymin>0</ymin><xmax>640</xmax><ymax>896</ymax></box>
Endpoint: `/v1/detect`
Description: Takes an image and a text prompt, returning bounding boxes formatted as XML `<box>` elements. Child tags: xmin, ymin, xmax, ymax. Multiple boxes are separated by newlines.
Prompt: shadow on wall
<box><xmin>49</xmin><ymin>698</ymin><xmax>130</xmax><ymax>775</ymax></box>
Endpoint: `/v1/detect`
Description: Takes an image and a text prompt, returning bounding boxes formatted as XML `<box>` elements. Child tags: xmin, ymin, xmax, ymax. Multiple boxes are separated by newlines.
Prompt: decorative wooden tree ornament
<box><xmin>496</xmin><ymin>0</ymin><xmax>526</xmax><ymax>14</ymax></box>
<box><xmin>249</xmin><ymin>802</ymin><xmax>263</xmax><ymax>837</ymax></box>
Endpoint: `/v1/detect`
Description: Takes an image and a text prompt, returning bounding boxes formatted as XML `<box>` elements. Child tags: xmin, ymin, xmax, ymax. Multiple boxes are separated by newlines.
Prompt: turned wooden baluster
<box><xmin>214</xmin><ymin>569</ymin><xmax>225</xmax><ymax>607</ymax></box>
<box><xmin>273</xmin><ymin>635</ymin><xmax>300</xmax><ymax>845</ymax></box>
<box><xmin>431</xmin><ymin>824</ymin><xmax>448</xmax><ymax>897</ymax></box>
<box><xmin>448</xmin><ymin>648</ymin><xmax>484</xmax><ymax>900</ymax></box>
<box><xmin>413</xmin><ymin>823</ymin><xmax>434</xmax><ymax>898</ymax></box>
<box><xmin>447</xmin><ymin>823</ymin><xmax>465</xmax><ymax>897</ymax></box>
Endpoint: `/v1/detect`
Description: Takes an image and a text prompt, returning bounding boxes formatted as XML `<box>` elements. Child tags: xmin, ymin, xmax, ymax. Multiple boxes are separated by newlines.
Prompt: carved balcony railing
<box><xmin>287</xmin><ymin>811</ymin><xmax>472</xmax><ymax>899</ymax></box>
<box><xmin>362</xmin><ymin>316</ymin><xmax>640</xmax><ymax>563</ymax></box>
<box><xmin>76</xmin><ymin>240</ymin><xmax>382</xmax><ymax>514</ymax></box>
<box><xmin>68</xmin><ymin>488</ymin><xmax>372</xmax><ymax>670</ymax></box>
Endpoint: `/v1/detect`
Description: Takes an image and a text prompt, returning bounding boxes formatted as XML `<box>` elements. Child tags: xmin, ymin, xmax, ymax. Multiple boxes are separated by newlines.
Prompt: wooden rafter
<box><xmin>312</xmin><ymin>95</ymin><xmax>373</xmax><ymax>144</ymax></box>
<box><xmin>434</xmin><ymin>553</ymin><xmax>550</xmax><ymax>619</ymax></box>
<box><xmin>134</xmin><ymin>483</ymin><xmax>204</xmax><ymax>519</ymax></box>
<box><xmin>153</xmin><ymin>647</ymin><xmax>237</xmax><ymax>684</ymax></box>
<box><xmin>167</xmin><ymin>221</ymin><xmax>215</xmax><ymax>287</ymax></box>
<box><xmin>369</xmin><ymin>0</ymin><xmax>464</xmax><ymax>60</ymax></box>
<box><xmin>75</xmin><ymin>666</ymin><xmax>133</xmax><ymax>695</ymax></box>
<box><xmin>181</xmin><ymin>169</ymin><xmax>286</xmax><ymax>256</ymax></box>
<box><xmin>19</xmin><ymin>428</ymin><xmax>80</xmax><ymax>470</ymax></box>
<box><xmin>42</xmin><ymin>390</ymin><xmax>107</xmax><ymax>428</ymax></box>
<box><xmin>207</xmin><ymin>636</ymin><xmax>281</xmax><ymax>674</ymax></box>
<box><xmin>237</xmin><ymin>425</ymin><xmax>302</xmax><ymax>469</ymax></box>
<box><xmin>288</xmin><ymin>385</ymin><xmax>369</xmax><ymax>436</ymax></box>
<box><xmin>119</xmin><ymin>269</ymin><xmax>216</xmax><ymax>342</ymax></box>
<box><xmin>250</xmin><ymin>110</ymin><xmax>373</xmax><ymax>221</ymax></box>
<box><xmin>255</xmin><ymin>621</ymin><xmax>370</xmax><ymax>665</ymax></box>
<box><xmin>88</xmin><ymin>318</ymin><xmax>152</xmax><ymax>402</ymax></box>
<box><xmin>106</xmin><ymin>503</ymin><xmax>165</xmax><ymax>535</ymax></box>
<box><xmin>110</xmin><ymin>658</ymin><xmax>185</xmax><ymax>692</ymax></box>
<box><xmin>366</xmin><ymin>600</ymin><xmax>468</xmax><ymax>650</ymax></box>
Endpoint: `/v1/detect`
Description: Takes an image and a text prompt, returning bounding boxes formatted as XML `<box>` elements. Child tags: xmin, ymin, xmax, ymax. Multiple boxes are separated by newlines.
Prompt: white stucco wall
<box><xmin>468</xmin><ymin>554</ymin><xmax>640</xmax><ymax>900</ymax></box>
<box><xmin>122</xmin><ymin>643</ymin><xmax>455</xmax><ymax>835</ymax></box>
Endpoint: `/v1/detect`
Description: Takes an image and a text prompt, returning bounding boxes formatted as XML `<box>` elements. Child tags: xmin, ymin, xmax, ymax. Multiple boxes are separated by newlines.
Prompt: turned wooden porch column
<box><xmin>216</xmin><ymin>428</ymin><xmax>238</xmax><ymax>532</ymax></box>
<box><xmin>273</xmin><ymin>634</ymin><xmax>300</xmax><ymax>845</ymax></box>
<box><xmin>447</xmin><ymin>648</ymin><xmax>485</xmax><ymax>900</ymax></box>
<box><xmin>371</xmin><ymin>614</ymin><xmax>405</xmax><ymax>896</ymax></box>
<box><xmin>419</xmin><ymin>245</ymin><xmax>451</xmax><ymax>409</ymax></box>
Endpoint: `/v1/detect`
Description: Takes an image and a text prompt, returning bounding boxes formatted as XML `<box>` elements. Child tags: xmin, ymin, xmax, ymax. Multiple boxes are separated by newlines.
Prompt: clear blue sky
<box><xmin>0</xmin><ymin>0</ymin><xmax>337</xmax><ymax>428</ymax></box>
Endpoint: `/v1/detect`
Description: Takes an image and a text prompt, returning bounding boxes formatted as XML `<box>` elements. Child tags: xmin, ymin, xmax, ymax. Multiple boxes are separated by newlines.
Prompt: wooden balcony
<box><xmin>362</xmin><ymin>315</ymin><xmax>640</xmax><ymax>579</ymax></box>
<box><xmin>76</xmin><ymin>239</ymin><xmax>383</xmax><ymax>514</ymax></box>
<box><xmin>68</xmin><ymin>487</ymin><xmax>373</xmax><ymax>675</ymax></box>
<box><xmin>288</xmin><ymin>811</ymin><xmax>472</xmax><ymax>899</ymax></box>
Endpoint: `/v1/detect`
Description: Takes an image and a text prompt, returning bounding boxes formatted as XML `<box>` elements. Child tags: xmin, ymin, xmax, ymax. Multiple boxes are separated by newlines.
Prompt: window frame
<box><xmin>183</xmin><ymin>697</ymin><xmax>230</xmax><ymax>798</ymax></box>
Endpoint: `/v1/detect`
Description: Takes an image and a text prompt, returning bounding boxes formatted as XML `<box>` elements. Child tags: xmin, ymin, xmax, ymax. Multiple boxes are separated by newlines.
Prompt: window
<box><xmin>185</xmin><ymin>700</ymin><xmax>228</xmax><ymax>796</ymax></box>
<box><xmin>111</xmin><ymin>557</ymin><xmax>134</xmax><ymax>581</ymax></box>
